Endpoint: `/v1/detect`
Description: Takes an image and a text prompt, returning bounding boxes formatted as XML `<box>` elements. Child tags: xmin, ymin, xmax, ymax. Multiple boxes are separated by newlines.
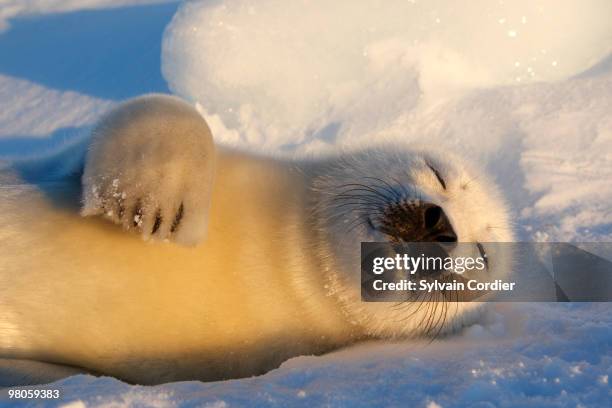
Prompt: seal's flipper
<box><xmin>81</xmin><ymin>94</ymin><xmax>216</xmax><ymax>246</ymax></box>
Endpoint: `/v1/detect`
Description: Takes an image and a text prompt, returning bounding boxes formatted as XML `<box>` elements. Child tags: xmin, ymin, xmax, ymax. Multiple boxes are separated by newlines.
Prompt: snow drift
<box><xmin>162</xmin><ymin>0</ymin><xmax>612</xmax><ymax>151</ymax></box>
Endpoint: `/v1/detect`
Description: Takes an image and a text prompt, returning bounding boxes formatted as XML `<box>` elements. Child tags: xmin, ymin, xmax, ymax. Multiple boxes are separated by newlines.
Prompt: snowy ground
<box><xmin>5</xmin><ymin>304</ymin><xmax>610</xmax><ymax>408</ymax></box>
<box><xmin>0</xmin><ymin>0</ymin><xmax>611</xmax><ymax>406</ymax></box>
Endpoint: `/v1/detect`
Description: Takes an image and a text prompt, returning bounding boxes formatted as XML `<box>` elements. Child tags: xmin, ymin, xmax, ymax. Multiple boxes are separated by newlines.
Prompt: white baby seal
<box><xmin>0</xmin><ymin>94</ymin><xmax>513</xmax><ymax>385</ymax></box>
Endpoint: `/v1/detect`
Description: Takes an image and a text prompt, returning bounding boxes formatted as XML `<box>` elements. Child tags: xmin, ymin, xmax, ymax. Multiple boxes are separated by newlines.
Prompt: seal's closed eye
<box><xmin>426</xmin><ymin>162</ymin><xmax>446</xmax><ymax>190</ymax></box>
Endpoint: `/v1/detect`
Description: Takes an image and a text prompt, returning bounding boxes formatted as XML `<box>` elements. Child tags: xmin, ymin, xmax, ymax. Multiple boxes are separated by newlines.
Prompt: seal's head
<box><xmin>312</xmin><ymin>145</ymin><xmax>513</xmax><ymax>338</ymax></box>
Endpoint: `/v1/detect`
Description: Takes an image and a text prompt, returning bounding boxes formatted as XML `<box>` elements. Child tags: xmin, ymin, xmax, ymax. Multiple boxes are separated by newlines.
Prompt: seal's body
<box><xmin>0</xmin><ymin>95</ymin><xmax>513</xmax><ymax>385</ymax></box>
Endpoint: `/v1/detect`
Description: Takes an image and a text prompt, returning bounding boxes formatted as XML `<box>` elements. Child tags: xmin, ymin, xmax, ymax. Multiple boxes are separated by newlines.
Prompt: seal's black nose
<box><xmin>380</xmin><ymin>202</ymin><xmax>457</xmax><ymax>243</ymax></box>
<box><xmin>423</xmin><ymin>204</ymin><xmax>457</xmax><ymax>243</ymax></box>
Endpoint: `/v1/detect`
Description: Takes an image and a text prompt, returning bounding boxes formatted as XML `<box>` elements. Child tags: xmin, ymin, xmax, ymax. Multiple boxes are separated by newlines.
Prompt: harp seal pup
<box><xmin>0</xmin><ymin>94</ymin><xmax>513</xmax><ymax>385</ymax></box>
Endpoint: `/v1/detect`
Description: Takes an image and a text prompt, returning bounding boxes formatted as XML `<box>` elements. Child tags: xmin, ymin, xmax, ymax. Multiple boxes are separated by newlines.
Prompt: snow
<box><xmin>0</xmin><ymin>74</ymin><xmax>111</xmax><ymax>155</ymax></box>
<box><xmin>162</xmin><ymin>0</ymin><xmax>612</xmax><ymax>151</ymax></box>
<box><xmin>0</xmin><ymin>0</ymin><xmax>176</xmax><ymax>33</ymax></box>
<box><xmin>0</xmin><ymin>0</ymin><xmax>611</xmax><ymax>406</ymax></box>
<box><xmin>3</xmin><ymin>304</ymin><xmax>610</xmax><ymax>407</ymax></box>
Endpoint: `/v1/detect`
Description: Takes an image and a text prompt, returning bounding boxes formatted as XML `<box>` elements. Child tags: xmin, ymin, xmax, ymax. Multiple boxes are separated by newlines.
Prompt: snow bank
<box><xmin>162</xmin><ymin>0</ymin><xmax>612</xmax><ymax>150</ymax></box>
<box><xmin>0</xmin><ymin>0</ymin><xmax>176</xmax><ymax>32</ymax></box>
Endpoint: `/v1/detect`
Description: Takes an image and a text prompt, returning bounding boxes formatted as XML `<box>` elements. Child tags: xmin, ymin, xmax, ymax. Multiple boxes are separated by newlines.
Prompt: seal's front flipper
<box><xmin>81</xmin><ymin>94</ymin><xmax>216</xmax><ymax>246</ymax></box>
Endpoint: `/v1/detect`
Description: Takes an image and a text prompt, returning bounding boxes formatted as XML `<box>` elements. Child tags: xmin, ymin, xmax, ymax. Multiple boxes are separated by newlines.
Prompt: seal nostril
<box><xmin>424</xmin><ymin>205</ymin><xmax>442</xmax><ymax>230</ymax></box>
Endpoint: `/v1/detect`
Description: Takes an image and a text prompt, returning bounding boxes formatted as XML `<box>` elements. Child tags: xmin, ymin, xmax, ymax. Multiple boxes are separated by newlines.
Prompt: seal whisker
<box><xmin>361</xmin><ymin>177</ymin><xmax>403</xmax><ymax>201</ymax></box>
<box><xmin>335</xmin><ymin>183</ymin><xmax>394</xmax><ymax>202</ymax></box>
<box><xmin>389</xmin><ymin>176</ymin><xmax>411</xmax><ymax>198</ymax></box>
<box><xmin>331</xmin><ymin>193</ymin><xmax>389</xmax><ymax>206</ymax></box>
<box><xmin>328</xmin><ymin>201</ymin><xmax>386</xmax><ymax>213</ymax></box>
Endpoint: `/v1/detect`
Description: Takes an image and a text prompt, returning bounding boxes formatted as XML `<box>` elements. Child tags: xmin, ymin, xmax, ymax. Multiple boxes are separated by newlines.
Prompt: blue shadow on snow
<box><xmin>0</xmin><ymin>2</ymin><xmax>180</xmax><ymax>100</ymax></box>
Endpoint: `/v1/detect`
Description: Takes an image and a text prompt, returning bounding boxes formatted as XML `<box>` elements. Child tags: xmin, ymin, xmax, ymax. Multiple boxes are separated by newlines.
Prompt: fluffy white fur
<box><xmin>82</xmin><ymin>95</ymin><xmax>216</xmax><ymax>245</ymax></box>
<box><xmin>0</xmin><ymin>94</ymin><xmax>512</xmax><ymax>385</ymax></box>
